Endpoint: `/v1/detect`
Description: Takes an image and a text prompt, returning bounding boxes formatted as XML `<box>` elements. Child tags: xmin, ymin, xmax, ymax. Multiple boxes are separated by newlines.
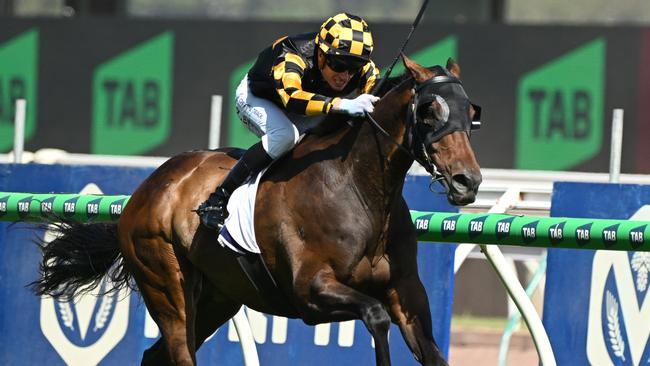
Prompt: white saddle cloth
<box><xmin>217</xmin><ymin>171</ymin><xmax>264</xmax><ymax>254</ymax></box>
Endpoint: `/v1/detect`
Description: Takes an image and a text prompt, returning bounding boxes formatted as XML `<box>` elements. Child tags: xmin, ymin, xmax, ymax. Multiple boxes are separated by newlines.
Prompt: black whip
<box><xmin>371</xmin><ymin>0</ymin><xmax>431</xmax><ymax>96</ymax></box>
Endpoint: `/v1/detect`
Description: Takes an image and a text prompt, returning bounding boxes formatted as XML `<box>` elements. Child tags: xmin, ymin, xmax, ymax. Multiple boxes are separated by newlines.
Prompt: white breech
<box><xmin>235</xmin><ymin>75</ymin><xmax>324</xmax><ymax>159</ymax></box>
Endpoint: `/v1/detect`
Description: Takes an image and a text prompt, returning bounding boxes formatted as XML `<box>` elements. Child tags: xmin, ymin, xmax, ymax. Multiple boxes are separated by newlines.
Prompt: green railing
<box><xmin>2</xmin><ymin>192</ymin><xmax>648</xmax><ymax>252</ymax></box>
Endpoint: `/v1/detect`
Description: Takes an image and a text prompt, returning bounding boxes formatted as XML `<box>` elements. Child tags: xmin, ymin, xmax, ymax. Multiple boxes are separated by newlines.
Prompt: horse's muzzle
<box><xmin>447</xmin><ymin>170</ymin><xmax>482</xmax><ymax>205</ymax></box>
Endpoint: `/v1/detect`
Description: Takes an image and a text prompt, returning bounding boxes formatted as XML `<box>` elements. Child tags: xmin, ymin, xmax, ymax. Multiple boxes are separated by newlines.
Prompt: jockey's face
<box><xmin>318</xmin><ymin>51</ymin><xmax>361</xmax><ymax>91</ymax></box>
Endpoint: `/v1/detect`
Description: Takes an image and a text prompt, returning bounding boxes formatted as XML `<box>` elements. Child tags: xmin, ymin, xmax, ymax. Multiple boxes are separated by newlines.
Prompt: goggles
<box><xmin>325</xmin><ymin>55</ymin><xmax>367</xmax><ymax>74</ymax></box>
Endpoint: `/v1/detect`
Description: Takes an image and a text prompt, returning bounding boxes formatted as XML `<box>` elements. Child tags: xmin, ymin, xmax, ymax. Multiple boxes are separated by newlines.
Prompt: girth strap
<box><xmin>235</xmin><ymin>253</ymin><xmax>299</xmax><ymax>316</ymax></box>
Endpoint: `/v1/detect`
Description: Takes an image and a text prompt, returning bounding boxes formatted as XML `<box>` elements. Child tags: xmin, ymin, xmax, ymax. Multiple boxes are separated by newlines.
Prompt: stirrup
<box><xmin>196</xmin><ymin>189</ymin><xmax>229</xmax><ymax>230</ymax></box>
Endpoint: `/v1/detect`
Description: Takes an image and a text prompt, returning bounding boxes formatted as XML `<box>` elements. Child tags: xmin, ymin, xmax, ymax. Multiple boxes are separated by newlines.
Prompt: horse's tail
<box><xmin>29</xmin><ymin>220</ymin><xmax>134</xmax><ymax>299</ymax></box>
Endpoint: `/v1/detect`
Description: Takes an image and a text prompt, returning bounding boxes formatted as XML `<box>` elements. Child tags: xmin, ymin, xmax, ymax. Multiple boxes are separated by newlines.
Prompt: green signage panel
<box><xmin>0</xmin><ymin>29</ymin><xmax>38</xmax><ymax>152</ymax></box>
<box><xmin>92</xmin><ymin>32</ymin><xmax>174</xmax><ymax>155</ymax></box>
<box><xmin>516</xmin><ymin>38</ymin><xmax>605</xmax><ymax>170</ymax></box>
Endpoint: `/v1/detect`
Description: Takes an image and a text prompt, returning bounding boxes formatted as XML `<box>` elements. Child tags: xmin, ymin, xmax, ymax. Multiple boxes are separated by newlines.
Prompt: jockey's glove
<box><xmin>334</xmin><ymin>94</ymin><xmax>380</xmax><ymax>117</ymax></box>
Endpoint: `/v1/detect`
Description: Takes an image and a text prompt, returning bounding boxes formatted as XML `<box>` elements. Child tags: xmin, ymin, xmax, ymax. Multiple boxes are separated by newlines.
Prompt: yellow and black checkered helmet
<box><xmin>316</xmin><ymin>13</ymin><xmax>373</xmax><ymax>61</ymax></box>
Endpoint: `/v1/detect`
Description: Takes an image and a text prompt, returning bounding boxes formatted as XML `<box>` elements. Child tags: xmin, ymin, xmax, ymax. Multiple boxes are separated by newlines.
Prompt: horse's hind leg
<box><xmin>141</xmin><ymin>288</ymin><xmax>240</xmax><ymax>365</ymax></box>
<box><xmin>304</xmin><ymin>270</ymin><xmax>392</xmax><ymax>366</ymax></box>
<box><xmin>122</xmin><ymin>236</ymin><xmax>201</xmax><ymax>366</ymax></box>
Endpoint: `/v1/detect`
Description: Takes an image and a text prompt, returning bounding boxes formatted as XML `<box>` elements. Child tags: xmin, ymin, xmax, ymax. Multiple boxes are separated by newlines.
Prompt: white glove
<box><xmin>335</xmin><ymin>94</ymin><xmax>380</xmax><ymax>117</ymax></box>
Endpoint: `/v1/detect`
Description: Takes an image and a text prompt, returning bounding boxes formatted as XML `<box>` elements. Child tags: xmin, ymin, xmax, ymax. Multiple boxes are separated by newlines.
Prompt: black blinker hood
<box><xmin>410</xmin><ymin>75</ymin><xmax>482</xmax><ymax>146</ymax></box>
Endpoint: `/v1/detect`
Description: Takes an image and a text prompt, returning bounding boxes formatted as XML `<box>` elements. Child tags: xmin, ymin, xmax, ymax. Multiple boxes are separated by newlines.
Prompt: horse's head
<box><xmin>402</xmin><ymin>55</ymin><xmax>482</xmax><ymax>205</ymax></box>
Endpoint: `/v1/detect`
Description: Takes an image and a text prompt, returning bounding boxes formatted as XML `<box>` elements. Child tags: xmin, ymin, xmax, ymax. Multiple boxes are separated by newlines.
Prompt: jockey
<box><xmin>197</xmin><ymin>12</ymin><xmax>381</xmax><ymax>230</ymax></box>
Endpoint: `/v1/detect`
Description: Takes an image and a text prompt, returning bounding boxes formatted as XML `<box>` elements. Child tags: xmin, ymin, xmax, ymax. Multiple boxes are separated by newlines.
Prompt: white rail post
<box><xmin>454</xmin><ymin>187</ymin><xmax>521</xmax><ymax>273</ymax></box>
<box><xmin>209</xmin><ymin>95</ymin><xmax>223</xmax><ymax>150</ymax></box>
<box><xmin>481</xmin><ymin>245</ymin><xmax>556</xmax><ymax>365</ymax></box>
<box><xmin>609</xmin><ymin>109</ymin><xmax>624</xmax><ymax>183</ymax></box>
<box><xmin>232</xmin><ymin>307</ymin><xmax>260</xmax><ymax>366</ymax></box>
<box><xmin>13</xmin><ymin>99</ymin><xmax>26</xmax><ymax>164</ymax></box>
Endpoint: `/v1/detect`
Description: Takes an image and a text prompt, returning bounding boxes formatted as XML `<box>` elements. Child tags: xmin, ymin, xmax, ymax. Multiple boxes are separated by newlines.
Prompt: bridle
<box><xmin>364</xmin><ymin>73</ymin><xmax>482</xmax><ymax>188</ymax></box>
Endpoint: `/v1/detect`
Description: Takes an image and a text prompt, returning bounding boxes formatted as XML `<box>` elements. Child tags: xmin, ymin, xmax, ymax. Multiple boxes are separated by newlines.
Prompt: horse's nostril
<box><xmin>452</xmin><ymin>174</ymin><xmax>471</xmax><ymax>191</ymax></box>
<box><xmin>452</xmin><ymin>172</ymin><xmax>481</xmax><ymax>193</ymax></box>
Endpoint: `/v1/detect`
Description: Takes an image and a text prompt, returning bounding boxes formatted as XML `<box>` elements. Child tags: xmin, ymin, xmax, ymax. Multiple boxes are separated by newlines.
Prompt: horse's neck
<box><xmin>345</xmin><ymin>86</ymin><xmax>414</xmax><ymax>207</ymax></box>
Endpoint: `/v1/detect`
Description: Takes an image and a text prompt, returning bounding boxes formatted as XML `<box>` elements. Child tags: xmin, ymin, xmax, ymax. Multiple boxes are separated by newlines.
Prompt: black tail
<box><xmin>29</xmin><ymin>220</ymin><xmax>134</xmax><ymax>299</ymax></box>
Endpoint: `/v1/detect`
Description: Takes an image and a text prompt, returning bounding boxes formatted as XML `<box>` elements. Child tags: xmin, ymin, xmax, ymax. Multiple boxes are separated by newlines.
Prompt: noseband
<box><xmin>364</xmin><ymin>74</ymin><xmax>482</xmax><ymax>187</ymax></box>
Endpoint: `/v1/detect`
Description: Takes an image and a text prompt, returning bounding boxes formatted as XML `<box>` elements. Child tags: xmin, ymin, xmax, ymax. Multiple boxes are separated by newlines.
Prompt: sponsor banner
<box><xmin>516</xmin><ymin>38</ymin><xmax>605</xmax><ymax>170</ymax></box>
<box><xmin>0</xmin><ymin>165</ymin><xmax>455</xmax><ymax>365</ymax></box>
<box><xmin>0</xmin><ymin>20</ymin><xmax>646</xmax><ymax>173</ymax></box>
<box><xmin>0</xmin><ymin>28</ymin><xmax>38</xmax><ymax>152</ymax></box>
<box><xmin>544</xmin><ymin>182</ymin><xmax>650</xmax><ymax>366</ymax></box>
<box><xmin>92</xmin><ymin>32</ymin><xmax>174</xmax><ymax>155</ymax></box>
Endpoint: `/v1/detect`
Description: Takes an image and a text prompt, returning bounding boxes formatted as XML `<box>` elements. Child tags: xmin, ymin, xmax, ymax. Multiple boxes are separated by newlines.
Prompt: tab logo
<box><xmin>109</xmin><ymin>199</ymin><xmax>125</xmax><ymax>220</ymax></box>
<box><xmin>549</xmin><ymin>221</ymin><xmax>566</xmax><ymax>244</ymax></box>
<box><xmin>630</xmin><ymin>225</ymin><xmax>646</xmax><ymax>249</ymax></box>
<box><xmin>0</xmin><ymin>29</ymin><xmax>38</xmax><ymax>152</ymax></box>
<box><xmin>441</xmin><ymin>215</ymin><xmax>461</xmax><ymax>237</ymax></box>
<box><xmin>17</xmin><ymin>196</ymin><xmax>32</xmax><ymax>219</ymax></box>
<box><xmin>468</xmin><ymin>216</ymin><xmax>488</xmax><ymax>238</ymax></box>
<box><xmin>516</xmin><ymin>38</ymin><xmax>605</xmax><ymax>170</ymax></box>
<box><xmin>0</xmin><ymin>195</ymin><xmax>8</xmax><ymax>217</ymax></box>
<box><xmin>602</xmin><ymin>224</ymin><xmax>620</xmax><ymax>247</ymax></box>
<box><xmin>40</xmin><ymin>196</ymin><xmax>55</xmax><ymax>217</ymax></box>
<box><xmin>64</xmin><ymin>197</ymin><xmax>79</xmax><ymax>218</ymax></box>
<box><xmin>496</xmin><ymin>217</ymin><xmax>516</xmax><ymax>240</ymax></box>
<box><xmin>414</xmin><ymin>214</ymin><xmax>433</xmax><ymax>237</ymax></box>
<box><xmin>86</xmin><ymin>198</ymin><xmax>102</xmax><ymax>219</ymax></box>
<box><xmin>93</xmin><ymin>32</ymin><xmax>174</xmax><ymax>155</ymax></box>
<box><xmin>576</xmin><ymin>223</ymin><xmax>593</xmax><ymax>246</ymax></box>
<box><xmin>522</xmin><ymin>221</ymin><xmax>539</xmax><ymax>243</ymax></box>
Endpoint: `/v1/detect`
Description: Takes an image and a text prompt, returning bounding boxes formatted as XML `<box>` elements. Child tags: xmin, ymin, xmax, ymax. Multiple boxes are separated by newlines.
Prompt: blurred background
<box><xmin>2</xmin><ymin>1</ymin><xmax>650</xmax><ymax>364</ymax></box>
<box><xmin>2</xmin><ymin>0</ymin><xmax>650</xmax><ymax>24</ymax></box>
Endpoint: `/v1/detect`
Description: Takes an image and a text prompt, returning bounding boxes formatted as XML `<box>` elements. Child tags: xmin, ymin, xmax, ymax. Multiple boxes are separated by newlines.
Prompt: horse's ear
<box><xmin>446</xmin><ymin>57</ymin><xmax>461</xmax><ymax>78</ymax></box>
<box><xmin>401</xmin><ymin>53</ymin><xmax>432</xmax><ymax>83</ymax></box>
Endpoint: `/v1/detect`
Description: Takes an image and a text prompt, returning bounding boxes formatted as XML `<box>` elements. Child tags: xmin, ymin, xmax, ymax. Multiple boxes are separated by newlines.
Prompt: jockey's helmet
<box><xmin>316</xmin><ymin>13</ymin><xmax>373</xmax><ymax>61</ymax></box>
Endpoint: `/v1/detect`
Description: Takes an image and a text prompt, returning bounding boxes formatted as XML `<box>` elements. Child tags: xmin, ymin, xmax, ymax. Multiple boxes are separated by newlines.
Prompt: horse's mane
<box><xmin>376</xmin><ymin>65</ymin><xmax>447</xmax><ymax>96</ymax></box>
<box><xmin>376</xmin><ymin>73</ymin><xmax>413</xmax><ymax>97</ymax></box>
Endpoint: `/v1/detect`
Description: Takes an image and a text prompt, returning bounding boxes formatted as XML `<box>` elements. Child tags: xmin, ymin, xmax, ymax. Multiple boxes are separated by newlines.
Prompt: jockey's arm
<box><xmin>272</xmin><ymin>52</ymin><xmax>338</xmax><ymax>116</ymax></box>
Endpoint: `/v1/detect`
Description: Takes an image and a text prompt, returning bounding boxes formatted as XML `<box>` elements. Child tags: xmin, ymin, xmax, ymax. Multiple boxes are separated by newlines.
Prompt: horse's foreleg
<box><xmin>385</xmin><ymin>275</ymin><xmax>448</xmax><ymax>366</ymax></box>
<box><xmin>123</xmin><ymin>236</ymin><xmax>201</xmax><ymax>366</ymax></box>
<box><xmin>306</xmin><ymin>270</ymin><xmax>392</xmax><ymax>366</ymax></box>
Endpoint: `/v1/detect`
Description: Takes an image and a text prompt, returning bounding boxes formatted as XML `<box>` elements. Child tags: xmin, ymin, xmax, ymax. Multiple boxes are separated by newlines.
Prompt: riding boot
<box><xmin>197</xmin><ymin>141</ymin><xmax>273</xmax><ymax>230</ymax></box>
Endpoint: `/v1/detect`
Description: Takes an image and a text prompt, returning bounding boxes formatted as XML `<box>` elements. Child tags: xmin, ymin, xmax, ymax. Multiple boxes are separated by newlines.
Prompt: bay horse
<box><xmin>32</xmin><ymin>55</ymin><xmax>482</xmax><ymax>366</ymax></box>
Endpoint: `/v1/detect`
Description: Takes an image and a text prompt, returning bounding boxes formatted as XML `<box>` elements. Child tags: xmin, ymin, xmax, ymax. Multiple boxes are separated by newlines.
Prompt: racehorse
<box><xmin>31</xmin><ymin>55</ymin><xmax>482</xmax><ymax>366</ymax></box>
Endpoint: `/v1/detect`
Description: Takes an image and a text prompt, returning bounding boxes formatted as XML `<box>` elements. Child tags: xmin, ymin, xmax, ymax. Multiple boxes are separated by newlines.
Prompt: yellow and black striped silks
<box><xmin>316</xmin><ymin>13</ymin><xmax>373</xmax><ymax>60</ymax></box>
<box><xmin>247</xmin><ymin>31</ymin><xmax>379</xmax><ymax>117</ymax></box>
<box><xmin>271</xmin><ymin>51</ymin><xmax>379</xmax><ymax>116</ymax></box>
